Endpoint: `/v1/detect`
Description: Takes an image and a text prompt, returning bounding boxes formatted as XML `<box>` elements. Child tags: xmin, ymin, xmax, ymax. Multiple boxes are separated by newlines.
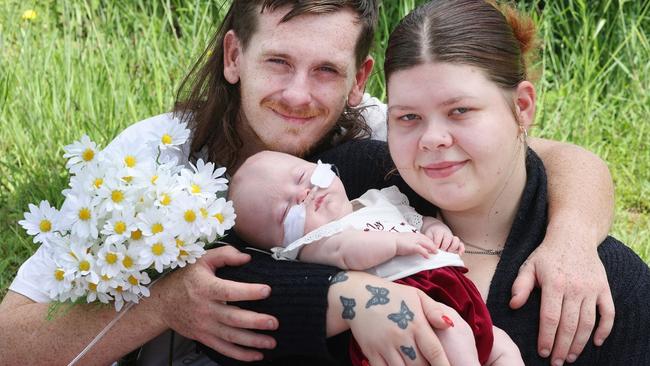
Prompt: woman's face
<box><xmin>387</xmin><ymin>62</ymin><xmax>527</xmax><ymax>212</ymax></box>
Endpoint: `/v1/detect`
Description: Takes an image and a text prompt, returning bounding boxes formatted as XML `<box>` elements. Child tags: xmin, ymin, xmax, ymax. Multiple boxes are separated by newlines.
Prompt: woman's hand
<box><xmin>510</xmin><ymin>240</ymin><xmax>614</xmax><ymax>364</ymax></box>
<box><xmin>327</xmin><ymin>271</ymin><xmax>452</xmax><ymax>366</ymax></box>
<box><xmin>153</xmin><ymin>245</ymin><xmax>279</xmax><ymax>362</ymax></box>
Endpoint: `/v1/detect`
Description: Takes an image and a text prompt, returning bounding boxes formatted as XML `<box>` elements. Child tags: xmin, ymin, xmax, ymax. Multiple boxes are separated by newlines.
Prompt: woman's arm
<box><xmin>0</xmin><ymin>246</ymin><xmax>277</xmax><ymax>364</ymax></box>
<box><xmin>514</xmin><ymin>138</ymin><xmax>615</xmax><ymax>362</ymax></box>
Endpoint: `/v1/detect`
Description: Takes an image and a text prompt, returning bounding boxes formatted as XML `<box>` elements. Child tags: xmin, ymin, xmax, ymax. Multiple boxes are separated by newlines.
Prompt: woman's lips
<box><xmin>422</xmin><ymin>160</ymin><xmax>467</xmax><ymax>179</ymax></box>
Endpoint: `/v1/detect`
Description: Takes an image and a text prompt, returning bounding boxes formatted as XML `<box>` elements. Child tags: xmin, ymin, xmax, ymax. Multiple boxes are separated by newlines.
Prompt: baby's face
<box><xmin>231</xmin><ymin>151</ymin><xmax>353</xmax><ymax>247</ymax></box>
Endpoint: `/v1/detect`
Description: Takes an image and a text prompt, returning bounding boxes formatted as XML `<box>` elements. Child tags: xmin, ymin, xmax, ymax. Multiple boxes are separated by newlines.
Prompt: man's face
<box><xmin>224</xmin><ymin>6</ymin><xmax>371</xmax><ymax>158</ymax></box>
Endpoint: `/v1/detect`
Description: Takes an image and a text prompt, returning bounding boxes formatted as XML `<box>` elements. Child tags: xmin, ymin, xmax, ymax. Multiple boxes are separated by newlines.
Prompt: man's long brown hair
<box><xmin>174</xmin><ymin>1</ymin><xmax>379</xmax><ymax>171</ymax></box>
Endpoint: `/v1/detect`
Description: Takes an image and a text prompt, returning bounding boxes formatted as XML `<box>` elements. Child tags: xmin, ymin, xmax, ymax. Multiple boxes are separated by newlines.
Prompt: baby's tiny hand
<box><xmin>423</xmin><ymin>222</ymin><xmax>464</xmax><ymax>254</ymax></box>
<box><xmin>395</xmin><ymin>232</ymin><xmax>438</xmax><ymax>259</ymax></box>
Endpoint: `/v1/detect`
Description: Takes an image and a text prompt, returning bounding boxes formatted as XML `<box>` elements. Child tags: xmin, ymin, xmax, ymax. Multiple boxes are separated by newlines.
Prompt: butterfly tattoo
<box><xmin>365</xmin><ymin>284</ymin><xmax>390</xmax><ymax>308</ymax></box>
<box><xmin>330</xmin><ymin>271</ymin><xmax>349</xmax><ymax>285</ymax></box>
<box><xmin>400</xmin><ymin>345</ymin><xmax>416</xmax><ymax>360</ymax></box>
<box><xmin>387</xmin><ymin>300</ymin><xmax>414</xmax><ymax>329</ymax></box>
<box><xmin>340</xmin><ymin>296</ymin><xmax>356</xmax><ymax>320</ymax></box>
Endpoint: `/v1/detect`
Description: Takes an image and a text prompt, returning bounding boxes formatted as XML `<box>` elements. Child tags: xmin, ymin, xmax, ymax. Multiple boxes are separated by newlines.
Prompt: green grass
<box><xmin>1</xmin><ymin>0</ymin><xmax>648</xmax><ymax>296</ymax></box>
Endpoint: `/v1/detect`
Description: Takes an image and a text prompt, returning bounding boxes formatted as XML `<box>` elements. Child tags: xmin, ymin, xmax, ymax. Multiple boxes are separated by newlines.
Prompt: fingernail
<box><xmin>261</xmin><ymin>286</ymin><xmax>271</xmax><ymax>297</ymax></box>
<box><xmin>540</xmin><ymin>348</ymin><xmax>550</xmax><ymax>357</ymax></box>
<box><xmin>552</xmin><ymin>358</ymin><xmax>564</xmax><ymax>366</ymax></box>
<box><xmin>567</xmin><ymin>354</ymin><xmax>577</xmax><ymax>362</ymax></box>
<box><xmin>594</xmin><ymin>338</ymin><xmax>603</xmax><ymax>346</ymax></box>
<box><xmin>441</xmin><ymin>315</ymin><xmax>454</xmax><ymax>327</ymax></box>
<box><xmin>267</xmin><ymin>319</ymin><xmax>276</xmax><ymax>329</ymax></box>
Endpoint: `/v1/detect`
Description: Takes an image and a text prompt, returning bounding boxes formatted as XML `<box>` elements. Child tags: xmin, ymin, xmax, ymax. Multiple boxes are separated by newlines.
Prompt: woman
<box><xmin>378</xmin><ymin>1</ymin><xmax>650</xmax><ymax>364</ymax></box>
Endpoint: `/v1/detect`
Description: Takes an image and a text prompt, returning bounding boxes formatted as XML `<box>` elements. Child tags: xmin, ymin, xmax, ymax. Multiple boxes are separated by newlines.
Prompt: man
<box><xmin>0</xmin><ymin>1</ymin><xmax>615</xmax><ymax>365</ymax></box>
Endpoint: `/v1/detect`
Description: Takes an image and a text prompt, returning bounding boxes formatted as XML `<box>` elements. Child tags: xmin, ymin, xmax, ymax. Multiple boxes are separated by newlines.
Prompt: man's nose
<box><xmin>281</xmin><ymin>72</ymin><xmax>312</xmax><ymax>107</ymax></box>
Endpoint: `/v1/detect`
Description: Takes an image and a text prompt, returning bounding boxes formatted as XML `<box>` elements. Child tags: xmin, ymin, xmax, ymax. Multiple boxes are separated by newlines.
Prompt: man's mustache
<box><xmin>261</xmin><ymin>99</ymin><xmax>325</xmax><ymax>119</ymax></box>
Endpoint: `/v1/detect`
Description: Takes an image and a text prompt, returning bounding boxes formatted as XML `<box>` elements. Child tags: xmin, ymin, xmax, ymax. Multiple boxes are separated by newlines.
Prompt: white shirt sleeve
<box><xmin>8</xmin><ymin>245</ymin><xmax>53</xmax><ymax>303</ymax></box>
<box><xmin>359</xmin><ymin>93</ymin><xmax>387</xmax><ymax>141</ymax></box>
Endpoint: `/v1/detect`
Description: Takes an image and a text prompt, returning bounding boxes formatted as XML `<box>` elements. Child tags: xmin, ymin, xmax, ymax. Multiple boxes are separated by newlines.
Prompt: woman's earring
<box><xmin>519</xmin><ymin>124</ymin><xmax>528</xmax><ymax>138</ymax></box>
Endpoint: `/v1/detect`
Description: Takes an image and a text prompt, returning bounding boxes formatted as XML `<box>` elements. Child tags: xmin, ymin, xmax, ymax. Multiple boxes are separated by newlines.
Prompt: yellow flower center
<box><xmin>151</xmin><ymin>175</ymin><xmax>159</xmax><ymax>185</ymax></box>
<box><xmin>179</xmin><ymin>250</ymin><xmax>189</xmax><ymax>257</ymax></box>
<box><xmin>101</xmin><ymin>274</ymin><xmax>111</xmax><ymax>281</ymax></box>
<box><xmin>184</xmin><ymin>210</ymin><xmax>196</xmax><ymax>223</ymax></box>
<box><xmin>128</xmin><ymin>275</ymin><xmax>139</xmax><ymax>286</ymax></box>
<box><xmin>214</xmin><ymin>213</ymin><xmax>224</xmax><ymax>223</ymax></box>
<box><xmin>191</xmin><ymin>184</ymin><xmax>201</xmax><ymax>194</ymax></box>
<box><xmin>160</xmin><ymin>194</ymin><xmax>171</xmax><ymax>206</ymax></box>
<box><xmin>114</xmin><ymin>221</ymin><xmax>127</xmax><ymax>234</ymax></box>
<box><xmin>200</xmin><ymin>208</ymin><xmax>208</xmax><ymax>218</ymax></box>
<box><xmin>130</xmin><ymin>229</ymin><xmax>143</xmax><ymax>240</ymax></box>
<box><xmin>78</xmin><ymin>208</ymin><xmax>91</xmax><ymax>221</ymax></box>
<box><xmin>105</xmin><ymin>252</ymin><xmax>118</xmax><ymax>264</ymax></box>
<box><xmin>123</xmin><ymin>255</ymin><xmax>133</xmax><ymax>269</ymax></box>
<box><xmin>151</xmin><ymin>242</ymin><xmax>165</xmax><ymax>256</ymax></box>
<box><xmin>161</xmin><ymin>134</ymin><xmax>173</xmax><ymax>145</ymax></box>
<box><xmin>93</xmin><ymin>178</ymin><xmax>104</xmax><ymax>189</ymax></box>
<box><xmin>175</xmin><ymin>238</ymin><xmax>185</xmax><ymax>247</ymax></box>
<box><xmin>82</xmin><ymin>148</ymin><xmax>94</xmax><ymax>162</ymax></box>
<box><xmin>124</xmin><ymin>155</ymin><xmax>136</xmax><ymax>168</ymax></box>
<box><xmin>123</xmin><ymin>176</ymin><xmax>133</xmax><ymax>183</ymax></box>
<box><xmin>151</xmin><ymin>223</ymin><xmax>163</xmax><ymax>234</ymax></box>
<box><xmin>54</xmin><ymin>268</ymin><xmax>65</xmax><ymax>281</ymax></box>
<box><xmin>79</xmin><ymin>260</ymin><xmax>90</xmax><ymax>272</ymax></box>
<box><xmin>116</xmin><ymin>286</ymin><xmax>124</xmax><ymax>293</ymax></box>
<box><xmin>88</xmin><ymin>282</ymin><xmax>98</xmax><ymax>291</ymax></box>
<box><xmin>39</xmin><ymin>219</ymin><xmax>52</xmax><ymax>232</ymax></box>
<box><xmin>111</xmin><ymin>190</ymin><xmax>124</xmax><ymax>203</ymax></box>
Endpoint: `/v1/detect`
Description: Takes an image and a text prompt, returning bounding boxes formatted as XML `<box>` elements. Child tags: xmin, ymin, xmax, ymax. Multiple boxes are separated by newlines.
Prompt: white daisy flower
<box><xmin>120</xmin><ymin>243</ymin><xmax>146</xmax><ymax>272</ymax></box>
<box><xmin>83</xmin><ymin>278</ymin><xmax>113</xmax><ymax>304</ymax></box>
<box><xmin>172</xmin><ymin>236</ymin><xmax>206</xmax><ymax>269</ymax></box>
<box><xmin>41</xmin><ymin>260</ymin><xmax>74</xmax><ymax>301</ymax></box>
<box><xmin>101</xmin><ymin>208</ymin><xmax>138</xmax><ymax>246</ymax></box>
<box><xmin>95</xmin><ymin>244</ymin><xmax>125</xmax><ymax>277</ymax></box>
<box><xmin>179</xmin><ymin>159</ymin><xmax>228</xmax><ymax>199</ymax></box>
<box><xmin>60</xmin><ymin>194</ymin><xmax>99</xmax><ymax>239</ymax></box>
<box><xmin>136</xmin><ymin>207</ymin><xmax>168</xmax><ymax>237</ymax></box>
<box><xmin>104</xmin><ymin>140</ymin><xmax>155</xmax><ymax>177</ymax></box>
<box><xmin>18</xmin><ymin>201</ymin><xmax>60</xmax><ymax>244</ymax></box>
<box><xmin>63</xmin><ymin>135</ymin><xmax>99</xmax><ymax>174</ymax></box>
<box><xmin>139</xmin><ymin>233</ymin><xmax>179</xmax><ymax>273</ymax></box>
<box><xmin>57</xmin><ymin>240</ymin><xmax>96</xmax><ymax>278</ymax></box>
<box><xmin>152</xmin><ymin>119</ymin><xmax>190</xmax><ymax>152</ymax></box>
<box><xmin>95</xmin><ymin>176</ymin><xmax>136</xmax><ymax>214</ymax></box>
<box><xmin>64</xmin><ymin>162</ymin><xmax>107</xmax><ymax>196</ymax></box>
<box><xmin>123</xmin><ymin>270</ymin><xmax>151</xmax><ymax>297</ymax></box>
<box><xmin>126</xmin><ymin>227</ymin><xmax>146</xmax><ymax>247</ymax></box>
<box><xmin>169</xmin><ymin>195</ymin><xmax>204</xmax><ymax>237</ymax></box>
<box><xmin>96</xmin><ymin>273</ymin><xmax>122</xmax><ymax>294</ymax></box>
<box><xmin>110</xmin><ymin>285</ymin><xmax>141</xmax><ymax>311</ymax></box>
<box><xmin>206</xmin><ymin>198</ymin><xmax>236</xmax><ymax>242</ymax></box>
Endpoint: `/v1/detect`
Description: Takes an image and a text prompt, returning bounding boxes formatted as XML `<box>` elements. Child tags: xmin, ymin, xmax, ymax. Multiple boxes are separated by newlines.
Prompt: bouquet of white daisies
<box><xmin>18</xmin><ymin>118</ymin><xmax>236</xmax><ymax>311</ymax></box>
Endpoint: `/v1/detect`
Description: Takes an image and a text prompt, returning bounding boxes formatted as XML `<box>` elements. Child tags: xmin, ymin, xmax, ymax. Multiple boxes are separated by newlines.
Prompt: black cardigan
<box><xmin>205</xmin><ymin>139</ymin><xmax>650</xmax><ymax>365</ymax></box>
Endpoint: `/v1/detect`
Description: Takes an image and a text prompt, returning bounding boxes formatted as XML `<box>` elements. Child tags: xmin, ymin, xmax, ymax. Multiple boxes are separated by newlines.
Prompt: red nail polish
<box><xmin>442</xmin><ymin>315</ymin><xmax>455</xmax><ymax>327</ymax></box>
<box><xmin>362</xmin><ymin>360</ymin><xmax>370</xmax><ymax>366</ymax></box>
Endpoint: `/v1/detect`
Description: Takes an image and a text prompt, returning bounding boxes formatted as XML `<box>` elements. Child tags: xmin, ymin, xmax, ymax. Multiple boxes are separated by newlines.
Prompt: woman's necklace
<box><xmin>463</xmin><ymin>241</ymin><xmax>504</xmax><ymax>256</ymax></box>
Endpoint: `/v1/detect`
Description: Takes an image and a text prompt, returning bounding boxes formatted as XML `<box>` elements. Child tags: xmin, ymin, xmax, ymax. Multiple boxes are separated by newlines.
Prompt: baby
<box><xmin>229</xmin><ymin>150</ymin><xmax>522</xmax><ymax>366</ymax></box>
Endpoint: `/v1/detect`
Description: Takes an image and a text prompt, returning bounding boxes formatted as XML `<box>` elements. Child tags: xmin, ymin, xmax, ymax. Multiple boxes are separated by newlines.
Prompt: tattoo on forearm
<box><xmin>400</xmin><ymin>345</ymin><xmax>416</xmax><ymax>360</ymax></box>
<box><xmin>365</xmin><ymin>284</ymin><xmax>390</xmax><ymax>308</ymax></box>
<box><xmin>387</xmin><ymin>300</ymin><xmax>415</xmax><ymax>329</ymax></box>
<box><xmin>340</xmin><ymin>296</ymin><xmax>356</xmax><ymax>320</ymax></box>
<box><xmin>330</xmin><ymin>271</ymin><xmax>349</xmax><ymax>285</ymax></box>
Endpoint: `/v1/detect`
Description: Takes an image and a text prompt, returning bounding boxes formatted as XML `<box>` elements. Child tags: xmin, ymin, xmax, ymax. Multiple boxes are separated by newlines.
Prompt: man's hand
<box><xmin>154</xmin><ymin>245</ymin><xmax>279</xmax><ymax>362</ymax></box>
<box><xmin>510</xmin><ymin>242</ymin><xmax>614</xmax><ymax>364</ymax></box>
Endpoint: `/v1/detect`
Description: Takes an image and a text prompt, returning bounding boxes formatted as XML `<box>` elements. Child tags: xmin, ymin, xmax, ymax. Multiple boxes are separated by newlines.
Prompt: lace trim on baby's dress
<box><xmin>378</xmin><ymin>186</ymin><xmax>424</xmax><ymax>230</ymax></box>
<box><xmin>271</xmin><ymin>220</ymin><xmax>348</xmax><ymax>261</ymax></box>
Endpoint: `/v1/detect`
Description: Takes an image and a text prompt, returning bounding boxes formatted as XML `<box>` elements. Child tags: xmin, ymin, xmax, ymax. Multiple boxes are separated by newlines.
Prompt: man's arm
<box><xmin>0</xmin><ymin>246</ymin><xmax>278</xmax><ymax>364</ymax></box>
<box><xmin>513</xmin><ymin>137</ymin><xmax>615</xmax><ymax>362</ymax></box>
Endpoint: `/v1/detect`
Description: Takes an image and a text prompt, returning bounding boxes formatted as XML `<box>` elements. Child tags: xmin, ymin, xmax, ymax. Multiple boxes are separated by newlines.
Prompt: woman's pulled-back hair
<box><xmin>384</xmin><ymin>0</ymin><xmax>537</xmax><ymax>91</ymax></box>
<box><xmin>174</xmin><ymin>0</ymin><xmax>379</xmax><ymax>171</ymax></box>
